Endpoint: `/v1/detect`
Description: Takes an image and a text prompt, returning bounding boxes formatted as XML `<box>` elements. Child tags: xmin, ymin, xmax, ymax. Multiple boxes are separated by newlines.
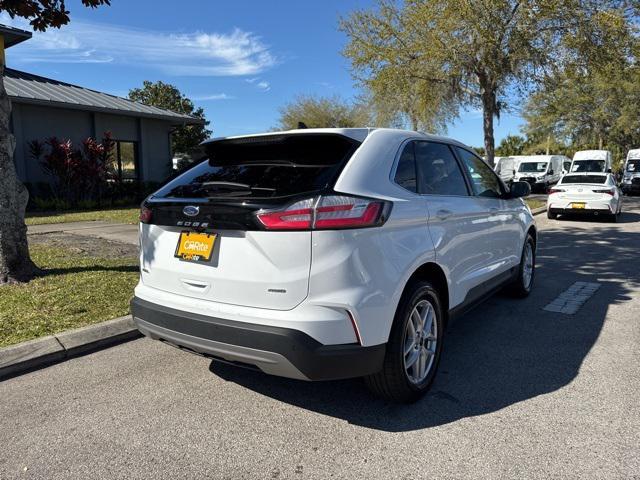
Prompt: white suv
<box><xmin>132</xmin><ymin>128</ymin><xmax>536</xmax><ymax>403</ymax></box>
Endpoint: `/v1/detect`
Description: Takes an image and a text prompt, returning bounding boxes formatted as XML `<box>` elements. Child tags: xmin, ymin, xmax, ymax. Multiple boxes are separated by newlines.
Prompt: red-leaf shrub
<box><xmin>29</xmin><ymin>133</ymin><xmax>116</xmax><ymax>205</ymax></box>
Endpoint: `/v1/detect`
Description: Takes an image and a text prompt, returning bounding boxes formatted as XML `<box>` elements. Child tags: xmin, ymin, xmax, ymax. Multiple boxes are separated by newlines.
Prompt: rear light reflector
<box><xmin>346</xmin><ymin>310</ymin><xmax>362</xmax><ymax>345</ymax></box>
<box><xmin>593</xmin><ymin>188</ymin><xmax>615</xmax><ymax>196</ymax></box>
<box><xmin>140</xmin><ymin>205</ymin><xmax>152</xmax><ymax>224</ymax></box>
<box><xmin>256</xmin><ymin>195</ymin><xmax>389</xmax><ymax>231</ymax></box>
<box><xmin>549</xmin><ymin>188</ymin><xmax>565</xmax><ymax>194</ymax></box>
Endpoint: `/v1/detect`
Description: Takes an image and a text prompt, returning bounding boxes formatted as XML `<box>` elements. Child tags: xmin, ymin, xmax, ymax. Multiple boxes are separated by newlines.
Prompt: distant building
<box><xmin>1</xmin><ymin>24</ymin><xmax>203</xmax><ymax>193</ymax></box>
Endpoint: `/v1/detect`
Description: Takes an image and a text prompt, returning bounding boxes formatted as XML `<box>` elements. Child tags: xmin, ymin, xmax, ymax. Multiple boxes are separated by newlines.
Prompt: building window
<box><xmin>110</xmin><ymin>141</ymin><xmax>139</xmax><ymax>182</ymax></box>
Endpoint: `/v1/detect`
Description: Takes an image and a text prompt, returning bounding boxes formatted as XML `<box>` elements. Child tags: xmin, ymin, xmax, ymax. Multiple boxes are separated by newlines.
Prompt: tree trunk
<box><xmin>481</xmin><ymin>91</ymin><xmax>496</xmax><ymax>165</ymax></box>
<box><xmin>0</xmin><ymin>63</ymin><xmax>38</xmax><ymax>284</ymax></box>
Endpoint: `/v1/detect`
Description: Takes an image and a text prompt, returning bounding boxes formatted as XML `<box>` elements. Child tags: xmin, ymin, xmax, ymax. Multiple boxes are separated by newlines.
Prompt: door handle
<box><xmin>436</xmin><ymin>209</ymin><xmax>453</xmax><ymax>220</ymax></box>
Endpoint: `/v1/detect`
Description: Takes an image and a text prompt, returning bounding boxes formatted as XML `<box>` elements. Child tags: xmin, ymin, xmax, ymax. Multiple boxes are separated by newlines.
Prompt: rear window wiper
<box><xmin>201</xmin><ymin>181</ymin><xmax>252</xmax><ymax>190</ymax></box>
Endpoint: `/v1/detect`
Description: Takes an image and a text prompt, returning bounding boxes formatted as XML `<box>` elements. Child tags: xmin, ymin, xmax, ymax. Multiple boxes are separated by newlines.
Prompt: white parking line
<box><xmin>543</xmin><ymin>282</ymin><xmax>601</xmax><ymax>315</ymax></box>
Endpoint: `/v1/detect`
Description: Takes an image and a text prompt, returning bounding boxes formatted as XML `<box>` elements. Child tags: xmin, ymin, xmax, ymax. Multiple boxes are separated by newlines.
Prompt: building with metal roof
<box><xmin>2</xmin><ymin>24</ymin><xmax>204</xmax><ymax>194</ymax></box>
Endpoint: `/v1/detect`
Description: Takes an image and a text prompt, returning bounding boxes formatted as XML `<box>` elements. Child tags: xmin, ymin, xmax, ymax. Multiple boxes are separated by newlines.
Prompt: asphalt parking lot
<box><xmin>1</xmin><ymin>198</ymin><xmax>639</xmax><ymax>480</ymax></box>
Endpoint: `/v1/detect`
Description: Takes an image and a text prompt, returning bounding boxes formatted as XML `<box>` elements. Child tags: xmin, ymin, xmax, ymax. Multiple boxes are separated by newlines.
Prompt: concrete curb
<box><xmin>531</xmin><ymin>206</ymin><xmax>547</xmax><ymax>216</ymax></box>
<box><xmin>0</xmin><ymin>316</ymin><xmax>141</xmax><ymax>381</ymax></box>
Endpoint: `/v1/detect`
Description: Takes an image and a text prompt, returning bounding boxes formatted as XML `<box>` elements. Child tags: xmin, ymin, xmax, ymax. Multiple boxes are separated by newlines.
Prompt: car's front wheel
<box><xmin>547</xmin><ymin>209</ymin><xmax>557</xmax><ymax>220</ymax></box>
<box><xmin>365</xmin><ymin>281</ymin><xmax>444</xmax><ymax>403</ymax></box>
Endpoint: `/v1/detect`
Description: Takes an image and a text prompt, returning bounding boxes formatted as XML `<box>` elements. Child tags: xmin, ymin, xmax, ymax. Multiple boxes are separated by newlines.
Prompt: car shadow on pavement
<box><xmin>209</xmin><ymin>210</ymin><xmax>638</xmax><ymax>432</ymax></box>
<box><xmin>556</xmin><ymin>211</ymin><xmax>640</xmax><ymax>224</ymax></box>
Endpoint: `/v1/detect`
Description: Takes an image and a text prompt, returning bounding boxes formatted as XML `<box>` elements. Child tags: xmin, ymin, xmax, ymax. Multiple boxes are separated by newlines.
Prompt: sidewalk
<box><xmin>28</xmin><ymin>221</ymin><xmax>138</xmax><ymax>245</ymax></box>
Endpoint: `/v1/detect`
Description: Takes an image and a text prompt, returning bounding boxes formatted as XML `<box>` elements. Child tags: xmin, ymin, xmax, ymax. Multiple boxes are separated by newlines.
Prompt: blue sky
<box><xmin>3</xmin><ymin>0</ymin><xmax>522</xmax><ymax>148</ymax></box>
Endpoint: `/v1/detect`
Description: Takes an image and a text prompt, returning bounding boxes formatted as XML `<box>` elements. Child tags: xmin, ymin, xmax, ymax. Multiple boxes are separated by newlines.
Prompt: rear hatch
<box><xmin>140</xmin><ymin>133</ymin><xmax>361</xmax><ymax>310</ymax></box>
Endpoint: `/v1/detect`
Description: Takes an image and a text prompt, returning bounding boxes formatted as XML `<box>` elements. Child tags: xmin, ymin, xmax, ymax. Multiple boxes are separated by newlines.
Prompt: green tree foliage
<box><xmin>0</xmin><ymin>0</ymin><xmax>110</xmax><ymax>31</ymax></box>
<box><xmin>129</xmin><ymin>81</ymin><xmax>211</xmax><ymax>155</ymax></box>
<box><xmin>276</xmin><ymin>95</ymin><xmax>371</xmax><ymax>130</ymax></box>
<box><xmin>495</xmin><ymin>135</ymin><xmax>526</xmax><ymax>156</ymax></box>
<box><xmin>340</xmin><ymin>0</ymin><xmax>639</xmax><ymax>165</ymax></box>
<box><xmin>523</xmin><ymin>7</ymin><xmax>639</xmax><ymax>170</ymax></box>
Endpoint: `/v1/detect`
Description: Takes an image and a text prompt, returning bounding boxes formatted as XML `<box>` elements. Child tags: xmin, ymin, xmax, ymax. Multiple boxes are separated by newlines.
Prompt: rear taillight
<box><xmin>140</xmin><ymin>205</ymin><xmax>152</xmax><ymax>224</ymax></box>
<box><xmin>549</xmin><ymin>188</ymin><xmax>565</xmax><ymax>194</ymax></box>
<box><xmin>254</xmin><ymin>198</ymin><xmax>314</xmax><ymax>230</ymax></box>
<box><xmin>593</xmin><ymin>188</ymin><xmax>615</xmax><ymax>196</ymax></box>
<box><xmin>256</xmin><ymin>195</ymin><xmax>389</xmax><ymax>231</ymax></box>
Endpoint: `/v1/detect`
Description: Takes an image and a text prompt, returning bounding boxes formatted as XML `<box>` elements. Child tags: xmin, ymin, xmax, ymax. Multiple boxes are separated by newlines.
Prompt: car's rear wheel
<box><xmin>365</xmin><ymin>281</ymin><xmax>444</xmax><ymax>403</ymax></box>
<box><xmin>507</xmin><ymin>234</ymin><xmax>535</xmax><ymax>298</ymax></box>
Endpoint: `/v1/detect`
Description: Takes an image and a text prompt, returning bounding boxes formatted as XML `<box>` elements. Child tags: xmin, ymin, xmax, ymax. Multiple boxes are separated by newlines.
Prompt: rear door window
<box><xmin>415</xmin><ymin>142</ymin><xmax>469</xmax><ymax>196</ymax></box>
<box><xmin>154</xmin><ymin>134</ymin><xmax>360</xmax><ymax>200</ymax></box>
<box><xmin>455</xmin><ymin>147</ymin><xmax>505</xmax><ymax>198</ymax></box>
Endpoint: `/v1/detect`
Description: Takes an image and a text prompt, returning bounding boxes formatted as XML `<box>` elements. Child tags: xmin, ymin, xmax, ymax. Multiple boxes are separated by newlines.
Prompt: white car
<box><xmin>547</xmin><ymin>173</ymin><xmax>622</xmax><ymax>221</ymax></box>
<box><xmin>132</xmin><ymin>128</ymin><xmax>537</xmax><ymax>403</ymax></box>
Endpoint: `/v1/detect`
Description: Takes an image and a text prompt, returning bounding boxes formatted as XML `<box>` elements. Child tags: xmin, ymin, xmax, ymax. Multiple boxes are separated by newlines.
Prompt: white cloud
<box><xmin>244</xmin><ymin>77</ymin><xmax>270</xmax><ymax>91</ymax></box>
<box><xmin>1</xmin><ymin>14</ymin><xmax>277</xmax><ymax>76</ymax></box>
<box><xmin>256</xmin><ymin>81</ymin><xmax>270</xmax><ymax>91</ymax></box>
<box><xmin>191</xmin><ymin>93</ymin><xmax>234</xmax><ymax>101</ymax></box>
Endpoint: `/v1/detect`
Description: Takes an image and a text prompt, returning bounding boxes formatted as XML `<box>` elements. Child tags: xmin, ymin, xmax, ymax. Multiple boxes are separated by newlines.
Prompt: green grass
<box><xmin>25</xmin><ymin>207</ymin><xmax>140</xmax><ymax>226</ymax></box>
<box><xmin>0</xmin><ymin>245</ymin><xmax>138</xmax><ymax>347</ymax></box>
<box><xmin>526</xmin><ymin>199</ymin><xmax>546</xmax><ymax>210</ymax></box>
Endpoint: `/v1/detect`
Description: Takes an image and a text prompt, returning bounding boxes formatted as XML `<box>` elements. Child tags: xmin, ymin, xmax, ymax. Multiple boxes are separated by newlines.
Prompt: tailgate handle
<box><xmin>180</xmin><ymin>279</ymin><xmax>211</xmax><ymax>293</ymax></box>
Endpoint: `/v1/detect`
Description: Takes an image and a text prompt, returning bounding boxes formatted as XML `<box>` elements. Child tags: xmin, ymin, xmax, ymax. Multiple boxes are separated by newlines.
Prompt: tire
<box><xmin>365</xmin><ymin>281</ymin><xmax>444</xmax><ymax>403</ymax></box>
<box><xmin>547</xmin><ymin>210</ymin><xmax>557</xmax><ymax>220</ymax></box>
<box><xmin>609</xmin><ymin>212</ymin><xmax>618</xmax><ymax>223</ymax></box>
<box><xmin>507</xmin><ymin>233</ymin><xmax>536</xmax><ymax>298</ymax></box>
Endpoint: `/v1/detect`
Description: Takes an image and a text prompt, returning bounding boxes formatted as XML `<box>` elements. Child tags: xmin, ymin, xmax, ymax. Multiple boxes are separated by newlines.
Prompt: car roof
<box><xmin>511</xmin><ymin>155</ymin><xmax>554</xmax><ymax>162</ymax></box>
<box><xmin>627</xmin><ymin>149</ymin><xmax>640</xmax><ymax>160</ymax></box>
<box><xmin>573</xmin><ymin>150</ymin><xmax>611</xmax><ymax>160</ymax></box>
<box><xmin>201</xmin><ymin>127</ymin><xmax>470</xmax><ymax>149</ymax></box>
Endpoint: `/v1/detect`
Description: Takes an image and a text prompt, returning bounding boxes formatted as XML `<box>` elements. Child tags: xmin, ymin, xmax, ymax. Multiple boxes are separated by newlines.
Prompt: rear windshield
<box><xmin>571</xmin><ymin>160</ymin><xmax>605</xmax><ymax>172</ymax></box>
<box><xmin>153</xmin><ymin>134</ymin><xmax>360</xmax><ymax>199</ymax></box>
<box><xmin>561</xmin><ymin>175</ymin><xmax>607</xmax><ymax>184</ymax></box>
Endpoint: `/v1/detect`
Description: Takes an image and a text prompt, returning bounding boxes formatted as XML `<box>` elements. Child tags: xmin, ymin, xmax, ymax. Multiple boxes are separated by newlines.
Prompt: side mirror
<box><xmin>510</xmin><ymin>181</ymin><xmax>531</xmax><ymax>198</ymax></box>
<box><xmin>548</xmin><ymin>169</ymin><xmax>554</xmax><ymax>175</ymax></box>
<box><xmin>607</xmin><ymin>168</ymin><xmax>612</xmax><ymax>173</ymax></box>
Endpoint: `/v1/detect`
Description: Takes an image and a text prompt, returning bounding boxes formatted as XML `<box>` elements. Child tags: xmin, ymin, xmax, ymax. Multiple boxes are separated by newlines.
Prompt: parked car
<box><xmin>512</xmin><ymin>155</ymin><xmax>566</xmax><ymax>192</ymax></box>
<box><xmin>547</xmin><ymin>172</ymin><xmax>622</xmax><ymax>221</ymax></box>
<box><xmin>570</xmin><ymin>150</ymin><xmax>613</xmax><ymax>173</ymax></box>
<box><xmin>131</xmin><ymin>128</ymin><xmax>536</xmax><ymax>403</ymax></box>
<box><xmin>621</xmin><ymin>149</ymin><xmax>640</xmax><ymax>196</ymax></box>
<box><xmin>494</xmin><ymin>156</ymin><xmax>519</xmax><ymax>185</ymax></box>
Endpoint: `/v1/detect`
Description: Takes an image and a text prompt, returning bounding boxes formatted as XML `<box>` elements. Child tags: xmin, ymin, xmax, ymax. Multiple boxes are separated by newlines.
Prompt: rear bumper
<box><xmin>548</xmin><ymin>206</ymin><xmax>613</xmax><ymax>215</ymax></box>
<box><xmin>131</xmin><ymin>297</ymin><xmax>385</xmax><ymax>381</ymax></box>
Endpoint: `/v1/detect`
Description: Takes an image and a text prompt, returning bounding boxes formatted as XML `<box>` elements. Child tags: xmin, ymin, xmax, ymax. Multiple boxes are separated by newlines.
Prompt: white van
<box><xmin>512</xmin><ymin>155</ymin><xmax>564</xmax><ymax>192</ymax></box>
<box><xmin>570</xmin><ymin>150</ymin><xmax>612</xmax><ymax>173</ymax></box>
<box><xmin>621</xmin><ymin>149</ymin><xmax>640</xmax><ymax>195</ymax></box>
<box><xmin>494</xmin><ymin>156</ymin><xmax>519</xmax><ymax>185</ymax></box>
